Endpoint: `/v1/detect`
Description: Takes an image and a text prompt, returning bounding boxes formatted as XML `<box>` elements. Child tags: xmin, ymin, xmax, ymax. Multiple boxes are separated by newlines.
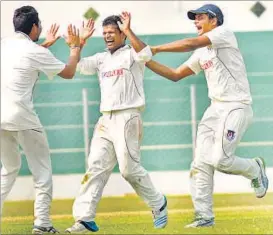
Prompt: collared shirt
<box><xmin>77</xmin><ymin>45</ymin><xmax>152</xmax><ymax>112</ymax></box>
<box><xmin>184</xmin><ymin>26</ymin><xmax>252</xmax><ymax>104</ymax></box>
<box><xmin>1</xmin><ymin>32</ymin><xmax>65</xmax><ymax>130</ymax></box>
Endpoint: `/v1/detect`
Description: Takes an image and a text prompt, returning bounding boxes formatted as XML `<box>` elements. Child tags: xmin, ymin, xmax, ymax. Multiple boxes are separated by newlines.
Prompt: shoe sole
<box><xmin>32</xmin><ymin>229</ymin><xmax>43</xmax><ymax>235</ymax></box>
<box><xmin>255</xmin><ymin>157</ymin><xmax>269</xmax><ymax>198</ymax></box>
<box><xmin>185</xmin><ymin>221</ymin><xmax>215</xmax><ymax>228</ymax></box>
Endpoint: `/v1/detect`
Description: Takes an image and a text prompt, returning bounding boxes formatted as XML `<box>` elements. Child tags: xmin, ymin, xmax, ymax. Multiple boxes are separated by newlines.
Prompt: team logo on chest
<box><xmin>226</xmin><ymin>130</ymin><xmax>236</xmax><ymax>141</ymax></box>
<box><xmin>101</xmin><ymin>68</ymin><xmax>124</xmax><ymax>78</ymax></box>
<box><xmin>201</xmin><ymin>60</ymin><xmax>213</xmax><ymax>70</ymax></box>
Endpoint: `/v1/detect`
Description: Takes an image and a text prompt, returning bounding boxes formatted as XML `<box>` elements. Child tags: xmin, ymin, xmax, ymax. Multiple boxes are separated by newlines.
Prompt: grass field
<box><xmin>1</xmin><ymin>193</ymin><xmax>273</xmax><ymax>234</ymax></box>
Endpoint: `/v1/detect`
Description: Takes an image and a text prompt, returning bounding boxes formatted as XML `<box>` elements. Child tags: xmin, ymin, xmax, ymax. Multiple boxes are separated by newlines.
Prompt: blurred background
<box><xmin>1</xmin><ymin>1</ymin><xmax>273</xmax><ymax>201</ymax></box>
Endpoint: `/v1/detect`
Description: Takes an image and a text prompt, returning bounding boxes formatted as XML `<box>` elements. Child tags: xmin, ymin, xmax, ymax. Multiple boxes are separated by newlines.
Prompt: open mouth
<box><xmin>196</xmin><ymin>26</ymin><xmax>202</xmax><ymax>31</ymax></box>
<box><xmin>106</xmin><ymin>40</ymin><xmax>114</xmax><ymax>46</ymax></box>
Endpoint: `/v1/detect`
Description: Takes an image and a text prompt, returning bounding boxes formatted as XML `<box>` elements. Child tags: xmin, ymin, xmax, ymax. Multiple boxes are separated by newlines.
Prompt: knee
<box><xmin>1</xmin><ymin>162</ymin><xmax>21</xmax><ymax>176</ymax></box>
<box><xmin>214</xmin><ymin>156</ymin><xmax>234</xmax><ymax>173</ymax></box>
<box><xmin>120</xmin><ymin>166</ymin><xmax>143</xmax><ymax>182</ymax></box>
<box><xmin>121</xmin><ymin>169</ymin><xmax>135</xmax><ymax>182</ymax></box>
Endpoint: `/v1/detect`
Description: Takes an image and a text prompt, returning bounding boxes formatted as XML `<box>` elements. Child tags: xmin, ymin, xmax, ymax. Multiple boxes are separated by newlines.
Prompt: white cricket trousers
<box><xmin>1</xmin><ymin>128</ymin><xmax>53</xmax><ymax>227</ymax></box>
<box><xmin>73</xmin><ymin>108</ymin><xmax>164</xmax><ymax>222</ymax></box>
<box><xmin>190</xmin><ymin>101</ymin><xmax>260</xmax><ymax>219</ymax></box>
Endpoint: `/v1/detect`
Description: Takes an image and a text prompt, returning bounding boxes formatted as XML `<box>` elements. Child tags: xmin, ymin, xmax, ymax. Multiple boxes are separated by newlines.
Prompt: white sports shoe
<box><xmin>251</xmin><ymin>157</ymin><xmax>269</xmax><ymax>198</ymax></box>
<box><xmin>185</xmin><ymin>218</ymin><xmax>215</xmax><ymax>228</ymax></box>
<box><xmin>32</xmin><ymin>225</ymin><xmax>59</xmax><ymax>234</ymax></box>
<box><xmin>65</xmin><ymin>220</ymin><xmax>99</xmax><ymax>233</ymax></box>
<box><xmin>152</xmin><ymin>195</ymin><xmax>168</xmax><ymax>229</ymax></box>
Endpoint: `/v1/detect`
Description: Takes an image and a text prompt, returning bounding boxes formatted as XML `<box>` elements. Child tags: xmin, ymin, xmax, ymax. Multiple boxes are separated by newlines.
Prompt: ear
<box><xmin>31</xmin><ymin>23</ymin><xmax>38</xmax><ymax>32</ymax></box>
<box><xmin>211</xmin><ymin>18</ymin><xmax>218</xmax><ymax>27</ymax></box>
<box><xmin>28</xmin><ymin>23</ymin><xmax>36</xmax><ymax>36</ymax></box>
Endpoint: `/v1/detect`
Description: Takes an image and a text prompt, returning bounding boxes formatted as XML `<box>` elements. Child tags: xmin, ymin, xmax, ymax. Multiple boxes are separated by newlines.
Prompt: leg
<box><xmin>114</xmin><ymin>112</ymin><xmax>167</xmax><ymax>228</ymax></box>
<box><xmin>211</xmin><ymin>106</ymin><xmax>259</xmax><ymax>179</ymax></box>
<box><xmin>1</xmin><ymin>130</ymin><xmax>21</xmax><ymax>214</ymax></box>
<box><xmin>211</xmin><ymin>106</ymin><xmax>267</xmax><ymax>198</ymax></box>
<box><xmin>186</xmin><ymin>106</ymin><xmax>218</xmax><ymax>228</ymax></box>
<box><xmin>73</xmin><ymin>117</ymin><xmax>117</xmax><ymax>223</ymax></box>
<box><xmin>18</xmin><ymin>129</ymin><xmax>53</xmax><ymax>228</ymax></box>
<box><xmin>190</xmin><ymin>122</ymin><xmax>215</xmax><ymax>221</ymax></box>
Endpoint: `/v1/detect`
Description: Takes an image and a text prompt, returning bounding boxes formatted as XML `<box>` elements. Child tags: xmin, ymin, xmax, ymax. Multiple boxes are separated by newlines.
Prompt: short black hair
<box><xmin>102</xmin><ymin>15</ymin><xmax>122</xmax><ymax>31</ymax></box>
<box><xmin>13</xmin><ymin>6</ymin><xmax>39</xmax><ymax>35</ymax></box>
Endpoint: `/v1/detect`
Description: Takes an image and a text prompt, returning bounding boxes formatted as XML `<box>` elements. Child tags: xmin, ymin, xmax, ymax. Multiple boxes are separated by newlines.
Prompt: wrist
<box><xmin>123</xmin><ymin>28</ymin><xmax>131</xmax><ymax>36</ymax></box>
<box><xmin>70</xmin><ymin>46</ymin><xmax>81</xmax><ymax>55</ymax></box>
<box><xmin>40</xmin><ymin>41</ymin><xmax>50</xmax><ymax>48</ymax></box>
<box><xmin>80</xmin><ymin>38</ymin><xmax>86</xmax><ymax>47</ymax></box>
<box><xmin>70</xmin><ymin>45</ymin><xmax>81</xmax><ymax>49</ymax></box>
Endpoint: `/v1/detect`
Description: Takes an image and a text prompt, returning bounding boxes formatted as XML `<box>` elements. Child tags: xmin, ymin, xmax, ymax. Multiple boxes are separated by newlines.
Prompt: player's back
<box><xmin>1</xmin><ymin>33</ymin><xmax>43</xmax><ymax>130</ymax></box>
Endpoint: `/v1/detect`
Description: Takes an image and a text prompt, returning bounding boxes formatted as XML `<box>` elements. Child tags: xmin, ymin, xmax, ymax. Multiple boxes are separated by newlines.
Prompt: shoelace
<box><xmin>152</xmin><ymin>210</ymin><xmax>160</xmax><ymax>219</ymax></box>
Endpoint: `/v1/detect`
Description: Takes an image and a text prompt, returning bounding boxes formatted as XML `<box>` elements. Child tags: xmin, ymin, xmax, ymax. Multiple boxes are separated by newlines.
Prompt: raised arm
<box><xmin>151</xmin><ymin>36</ymin><xmax>211</xmax><ymax>54</ymax></box>
<box><xmin>146</xmin><ymin>60</ymin><xmax>195</xmax><ymax>82</ymax></box>
<box><xmin>119</xmin><ymin>11</ymin><xmax>146</xmax><ymax>52</ymax></box>
<box><xmin>79</xmin><ymin>19</ymin><xmax>95</xmax><ymax>51</ymax></box>
<box><xmin>32</xmin><ymin>24</ymin><xmax>81</xmax><ymax>80</ymax></box>
<box><xmin>58</xmin><ymin>24</ymin><xmax>81</xmax><ymax>79</ymax></box>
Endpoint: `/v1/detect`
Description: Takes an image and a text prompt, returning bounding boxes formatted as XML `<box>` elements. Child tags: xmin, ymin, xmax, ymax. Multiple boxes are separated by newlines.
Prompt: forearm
<box><xmin>59</xmin><ymin>47</ymin><xmax>81</xmax><ymax>79</ymax></box>
<box><xmin>77</xmin><ymin>39</ymin><xmax>86</xmax><ymax>62</ymax></box>
<box><xmin>124</xmin><ymin>28</ymin><xmax>146</xmax><ymax>52</ymax></box>
<box><xmin>154</xmin><ymin>38</ymin><xmax>201</xmax><ymax>53</ymax></box>
<box><xmin>146</xmin><ymin>60</ymin><xmax>181</xmax><ymax>82</ymax></box>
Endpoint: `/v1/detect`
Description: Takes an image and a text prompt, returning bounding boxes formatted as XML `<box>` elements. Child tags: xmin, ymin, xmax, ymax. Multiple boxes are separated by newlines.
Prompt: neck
<box><xmin>110</xmin><ymin>44</ymin><xmax>125</xmax><ymax>54</ymax></box>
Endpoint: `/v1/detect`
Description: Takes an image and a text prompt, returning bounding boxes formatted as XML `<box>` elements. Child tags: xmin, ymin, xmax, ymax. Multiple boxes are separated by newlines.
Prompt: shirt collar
<box><xmin>104</xmin><ymin>44</ymin><xmax>130</xmax><ymax>54</ymax></box>
<box><xmin>14</xmin><ymin>31</ymin><xmax>32</xmax><ymax>41</ymax></box>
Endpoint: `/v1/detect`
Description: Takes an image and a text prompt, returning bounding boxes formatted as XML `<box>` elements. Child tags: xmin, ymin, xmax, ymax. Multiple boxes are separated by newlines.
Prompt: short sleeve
<box><xmin>131</xmin><ymin>46</ymin><xmax>152</xmax><ymax>63</ymax></box>
<box><xmin>204</xmin><ymin>26</ymin><xmax>236</xmax><ymax>49</ymax></box>
<box><xmin>31</xmin><ymin>47</ymin><xmax>65</xmax><ymax>79</ymax></box>
<box><xmin>183</xmin><ymin>51</ymin><xmax>202</xmax><ymax>75</ymax></box>
<box><xmin>77</xmin><ymin>54</ymin><xmax>98</xmax><ymax>75</ymax></box>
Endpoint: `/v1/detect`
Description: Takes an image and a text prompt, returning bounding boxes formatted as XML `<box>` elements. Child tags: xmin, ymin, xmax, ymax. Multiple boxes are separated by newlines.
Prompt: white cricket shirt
<box><xmin>184</xmin><ymin>26</ymin><xmax>252</xmax><ymax>104</ymax></box>
<box><xmin>1</xmin><ymin>32</ymin><xmax>65</xmax><ymax>131</ymax></box>
<box><xmin>77</xmin><ymin>45</ymin><xmax>152</xmax><ymax>112</ymax></box>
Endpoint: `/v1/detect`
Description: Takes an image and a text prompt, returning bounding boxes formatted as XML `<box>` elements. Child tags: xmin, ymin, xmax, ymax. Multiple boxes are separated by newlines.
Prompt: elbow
<box><xmin>64</xmin><ymin>73</ymin><xmax>74</xmax><ymax>79</ymax></box>
<box><xmin>58</xmin><ymin>68</ymin><xmax>76</xmax><ymax>79</ymax></box>
<box><xmin>171</xmin><ymin>73</ymin><xmax>183</xmax><ymax>82</ymax></box>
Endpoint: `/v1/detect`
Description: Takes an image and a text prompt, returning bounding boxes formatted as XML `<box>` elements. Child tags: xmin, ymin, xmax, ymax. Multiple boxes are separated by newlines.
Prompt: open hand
<box><xmin>119</xmin><ymin>11</ymin><xmax>131</xmax><ymax>33</ymax></box>
<box><xmin>81</xmin><ymin>19</ymin><xmax>95</xmax><ymax>42</ymax></box>
<box><xmin>41</xmin><ymin>23</ymin><xmax>60</xmax><ymax>48</ymax></box>
<box><xmin>63</xmin><ymin>24</ymin><xmax>80</xmax><ymax>48</ymax></box>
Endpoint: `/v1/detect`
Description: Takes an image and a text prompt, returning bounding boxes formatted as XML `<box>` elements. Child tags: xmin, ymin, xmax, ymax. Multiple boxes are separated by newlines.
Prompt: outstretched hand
<box><xmin>40</xmin><ymin>23</ymin><xmax>60</xmax><ymax>48</ymax></box>
<box><xmin>119</xmin><ymin>11</ymin><xmax>131</xmax><ymax>33</ymax></box>
<box><xmin>63</xmin><ymin>24</ymin><xmax>80</xmax><ymax>48</ymax></box>
<box><xmin>81</xmin><ymin>19</ymin><xmax>95</xmax><ymax>42</ymax></box>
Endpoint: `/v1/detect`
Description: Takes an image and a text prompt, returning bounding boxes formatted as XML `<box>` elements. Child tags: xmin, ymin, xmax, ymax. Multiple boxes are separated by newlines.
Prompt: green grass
<box><xmin>2</xmin><ymin>193</ymin><xmax>273</xmax><ymax>234</ymax></box>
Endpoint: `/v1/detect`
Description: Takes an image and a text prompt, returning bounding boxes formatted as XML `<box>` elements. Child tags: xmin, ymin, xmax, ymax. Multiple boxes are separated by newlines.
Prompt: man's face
<box><xmin>194</xmin><ymin>13</ymin><xmax>217</xmax><ymax>36</ymax></box>
<box><xmin>103</xmin><ymin>24</ymin><xmax>126</xmax><ymax>52</ymax></box>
